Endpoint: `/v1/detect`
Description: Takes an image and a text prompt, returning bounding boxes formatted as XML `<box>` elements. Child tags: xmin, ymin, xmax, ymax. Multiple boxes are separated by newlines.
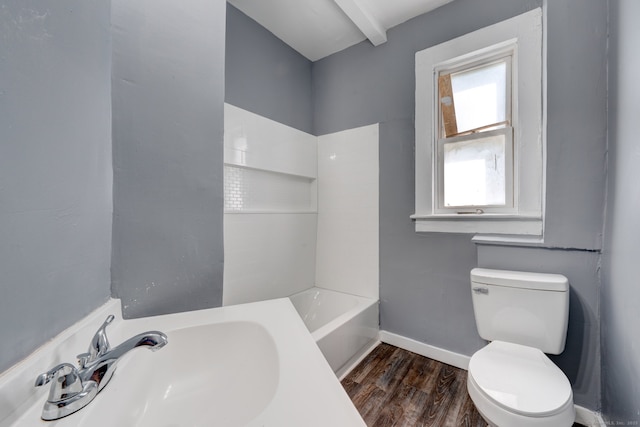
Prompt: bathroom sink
<box><xmin>5</xmin><ymin>298</ymin><xmax>365</xmax><ymax>427</ymax></box>
<box><xmin>80</xmin><ymin>321</ymin><xmax>279</xmax><ymax>427</ymax></box>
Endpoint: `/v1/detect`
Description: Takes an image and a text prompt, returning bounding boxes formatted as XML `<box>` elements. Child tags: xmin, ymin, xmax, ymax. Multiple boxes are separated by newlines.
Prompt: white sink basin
<box><xmin>4</xmin><ymin>299</ymin><xmax>365</xmax><ymax>427</ymax></box>
<box><xmin>84</xmin><ymin>322</ymin><xmax>279</xmax><ymax>426</ymax></box>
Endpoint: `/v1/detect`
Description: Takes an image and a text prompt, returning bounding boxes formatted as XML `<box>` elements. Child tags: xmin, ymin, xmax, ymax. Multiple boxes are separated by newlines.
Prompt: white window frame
<box><xmin>435</xmin><ymin>51</ymin><xmax>514</xmax><ymax>214</ymax></box>
<box><xmin>413</xmin><ymin>8</ymin><xmax>544</xmax><ymax>236</ymax></box>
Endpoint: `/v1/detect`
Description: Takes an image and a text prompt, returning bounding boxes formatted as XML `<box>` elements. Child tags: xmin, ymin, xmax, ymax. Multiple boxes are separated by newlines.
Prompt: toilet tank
<box><xmin>470</xmin><ymin>268</ymin><xmax>570</xmax><ymax>355</ymax></box>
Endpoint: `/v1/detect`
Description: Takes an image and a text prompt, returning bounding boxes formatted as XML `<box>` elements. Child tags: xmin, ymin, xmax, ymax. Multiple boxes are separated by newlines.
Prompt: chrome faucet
<box><xmin>34</xmin><ymin>315</ymin><xmax>168</xmax><ymax>421</ymax></box>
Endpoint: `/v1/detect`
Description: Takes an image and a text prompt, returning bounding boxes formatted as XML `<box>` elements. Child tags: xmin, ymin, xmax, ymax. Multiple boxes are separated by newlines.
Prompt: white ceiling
<box><xmin>227</xmin><ymin>0</ymin><xmax>454</xmax><ymax>61</ymax></box>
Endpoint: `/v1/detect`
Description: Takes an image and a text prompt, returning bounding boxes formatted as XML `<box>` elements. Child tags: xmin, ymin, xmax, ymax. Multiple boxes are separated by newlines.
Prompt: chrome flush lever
<box><xmin>473</xmin><ymin>287</ymin><xmax>489</xmax><ymax>295</ymax></box>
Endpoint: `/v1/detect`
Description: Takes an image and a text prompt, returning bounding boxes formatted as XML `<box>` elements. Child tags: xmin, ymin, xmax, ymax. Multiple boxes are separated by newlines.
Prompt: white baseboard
<box><xmin>574</xmin><ymin>405</ymin><xmax>606</xmax><ymax>427</ymax></box>
<box><xmin>378</xmin><ymin>330</ymin><xmax>471</xmax><ymax>370</ymax></box>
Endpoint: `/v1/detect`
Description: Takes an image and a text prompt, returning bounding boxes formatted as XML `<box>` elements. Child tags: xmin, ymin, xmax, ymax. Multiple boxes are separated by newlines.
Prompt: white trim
<box><xmin>413</xmin><ymin>215</ymin><xmax>542</xmax><ymax>235</ymax></box>
<box><xmin>379</xmin><ymin>330</ymin><xmax>470</xmax><ymax>370</ymax></box>
<box><xmin>414</xmin><ymin>8</ymin><xmax>544</xmax><ymax>236</ymax></box>
<box><xmin>0</xmin><ymin>299</ymin><xmax>122</xmax><ymax>427</ymax></box>
<box><xmin>336</xmin><ymin>340</ymin><xmax>381</xmax><ymax>381</ymax></box>
<box><xmin>541</xmin><ymin>0</ymin><xmax>549</xmax><ymax>243</ymax></box>
<box><xmin>471</xmin><ymin>233</ymin><xmax>546</xmax><ymax>245</ymax></box>
<box><xmin>574</xmin><ymin>405</ymin><xmax>606</xmax><ymax>427</ymax></box>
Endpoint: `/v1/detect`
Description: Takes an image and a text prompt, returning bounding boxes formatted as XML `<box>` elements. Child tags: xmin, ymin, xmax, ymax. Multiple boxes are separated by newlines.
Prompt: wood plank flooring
<box><xmin>341</xmin><ymin>343</ymin><xmax>584</xmax><ymax>427</ymax></box>
<box><xmin>341</xmin><ymin>343</ymin><xmax>485</xmax><ymax>427</ymax></box>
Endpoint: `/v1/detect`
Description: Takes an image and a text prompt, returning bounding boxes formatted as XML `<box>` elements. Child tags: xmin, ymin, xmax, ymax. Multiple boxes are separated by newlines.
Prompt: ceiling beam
<box><xmin>333</xmin><ymin>0</ymin><xmax>387</xmax><ymax>46</ymax></box>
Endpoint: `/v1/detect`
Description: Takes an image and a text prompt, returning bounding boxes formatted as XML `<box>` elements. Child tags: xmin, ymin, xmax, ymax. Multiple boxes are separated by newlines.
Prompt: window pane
<box><xmin>443</xmin><ymin>61</ymin><xmax>507</xmax><ymax>136</ymax></box>
<box><xmin>443</xmin><ymin>133</ymin><xmax>506</xmax><ymax>207</ymax></box>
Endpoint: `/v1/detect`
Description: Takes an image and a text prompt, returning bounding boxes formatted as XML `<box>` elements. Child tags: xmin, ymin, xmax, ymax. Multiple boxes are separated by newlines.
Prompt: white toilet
<box><xmin>467</xmin><ymin>268</ymin><xmax>575</xmax><ymax>427</ymax></box>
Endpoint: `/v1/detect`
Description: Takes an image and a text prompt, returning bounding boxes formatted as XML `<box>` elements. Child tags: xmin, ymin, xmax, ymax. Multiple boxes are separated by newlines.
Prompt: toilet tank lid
<box><xmin>471</xmin><ymin>268</ymin><xmax>569</xmax><ymax>292</ymax></box>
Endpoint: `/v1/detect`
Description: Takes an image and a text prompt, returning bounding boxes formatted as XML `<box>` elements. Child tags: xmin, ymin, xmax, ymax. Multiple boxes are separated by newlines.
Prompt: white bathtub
<box><xmin>289</xmin><ymin>287</ymin><xmax>379</xmax><ymax>378</ymax></box>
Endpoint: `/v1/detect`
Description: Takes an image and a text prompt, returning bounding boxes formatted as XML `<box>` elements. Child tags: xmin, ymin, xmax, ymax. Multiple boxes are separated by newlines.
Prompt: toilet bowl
<box><xmin>468</xmin><ymin>268</ymin><xmax>575</xmax><ymax>427</ymax></box>
<box><xmin>467</xmin><ymin>341</ymin><xmax>574</xmax><ymax>427</ymax></box>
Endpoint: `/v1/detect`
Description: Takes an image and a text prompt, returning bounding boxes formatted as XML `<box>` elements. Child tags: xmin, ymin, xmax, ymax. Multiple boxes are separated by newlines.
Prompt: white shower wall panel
<box><xmin>224</xmin><ymin>103</ymin><xmax>317</xmax><ymax>178</ymax></box>
<box><xmin>223</xmin><ymin>104</ymin><xmax>318</xmax><ymax>306</ymax></box>
<box><xmin>223</xmin><ymin>213</ymin><xmax>317</xmax><ymax>305</ymax></box>
<box><xmin>316</xmin><ymin>124</ymin><xmax>379</xmax><ymax>300</ymax></box>
<box><xmin>223</xmin><ymin>105</ymin><xmax>379</xmax><ymax>305</ymax></box>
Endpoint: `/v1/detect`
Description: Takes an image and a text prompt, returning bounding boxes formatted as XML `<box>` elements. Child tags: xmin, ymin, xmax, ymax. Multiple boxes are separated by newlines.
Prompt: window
<box><xmin>437</xmin><ymin>54</ymin><xmax>513</xmax><ymax>213</ymax></box>
<box><xmin>413</xmin><ymin>8</ymin><xmax>543</xmax><ymax>236</ymax></box>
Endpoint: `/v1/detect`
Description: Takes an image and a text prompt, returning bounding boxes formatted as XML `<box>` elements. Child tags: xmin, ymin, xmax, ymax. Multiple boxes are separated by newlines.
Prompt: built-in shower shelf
<box><xmin>223</xmin><ymin>162</ymin><xmax>316</xmax><ymax>180</ymax></box>
<box><xmin>223</xmin><ymin>104</ymin><xmax>318</xmax><ymax>213</ymax></box>
<box><xmin>224</xmin><ymin>164</ymin><xmax>317</xmax><ymax>213</ymax></box>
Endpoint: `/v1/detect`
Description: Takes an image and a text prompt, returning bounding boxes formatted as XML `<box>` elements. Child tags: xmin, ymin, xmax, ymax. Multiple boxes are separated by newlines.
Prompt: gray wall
<box><xmin>0</xmin><ymin>0</ymin><xmax>113</xmax><ymax>372</ymax></box>
<box><xmin>313</xmin><ymin>0</ymin><xmax>607</xmax><ymax>410</ymax></box>
<box><xmin>313</xmin><ymin>0</ymin><xmax>538</xmax><ymax>357</ymax></box>
<box><xmin>601</xmin><ymin>0</ymin><xmax>640</xmax><ymax>423</ymax></box>
<box><xmin>225</xmin><ymin>5</ymin><xmax>313</xmax><ymax>133</ymax></box>
<box><xmin>477</xmin><ymin>0</ymin><xmax>607</xmax><ymax>410</ymax></box>
<box><xmin>477</xmin><ymin>246</ymin><xmax>602</xmax><ymax>410</ymax></box>
<box><xmin>111</xmin><ymin>0</ymin><xmax>226</xmax><ymax>318</ymax></box>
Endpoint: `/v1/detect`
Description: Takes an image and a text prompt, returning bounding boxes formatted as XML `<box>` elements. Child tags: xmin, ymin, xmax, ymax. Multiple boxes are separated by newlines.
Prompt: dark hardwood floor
<box><xmin>341</xmin><ymin>343</ymin><xmax>584</xmax><ymax>427</ymax></box>
<box><xmin>341</xmin><ymin>343</ymin><xmax>485</xmax><ymax>427</ymax></box>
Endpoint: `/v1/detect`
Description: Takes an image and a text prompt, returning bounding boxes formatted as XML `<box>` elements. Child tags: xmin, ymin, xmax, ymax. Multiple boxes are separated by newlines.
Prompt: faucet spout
<box><xmin>98</xmin><ymin>331</ymin><xmax>168</xmax><ymax>361</ymax></box>
<box><xmin>81</xmin><ymin>331</ymin><xmax>168</xmax><ymax>391</ymax></box>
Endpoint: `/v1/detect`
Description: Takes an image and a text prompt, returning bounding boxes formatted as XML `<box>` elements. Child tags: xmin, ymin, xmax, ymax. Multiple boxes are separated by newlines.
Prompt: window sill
<box><xmin>471</xmin><ymin>234</ymin><xmax>545</xmax><ymax>246</ymax></box>
<box><xmin>411</xmin><ymin>213</ymin><xmax>542</xmax><ymax>235</ymax></box>
<box><xmin>225</xmin><ymin>209</ymin><xmax>317</xmax><ymax>214</ymax></box>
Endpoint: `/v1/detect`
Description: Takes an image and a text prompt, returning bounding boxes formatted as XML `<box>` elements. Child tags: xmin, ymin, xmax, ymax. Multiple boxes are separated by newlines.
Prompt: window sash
<box><xmin>434</xmin><ymin>127</ymin><xmax>514</xmax><ymax>214</ymax></box>
<box><xmin>437</xmin><ymin>55</ymin><xmax>513</xmax><ymax>139</ymax></box>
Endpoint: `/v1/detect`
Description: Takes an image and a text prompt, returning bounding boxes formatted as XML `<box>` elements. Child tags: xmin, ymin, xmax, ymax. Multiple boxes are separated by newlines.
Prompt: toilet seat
<box><xmin>468</xmin><ymin>341</ymin><xmax>573</xmax><ymax>417</ymax></box>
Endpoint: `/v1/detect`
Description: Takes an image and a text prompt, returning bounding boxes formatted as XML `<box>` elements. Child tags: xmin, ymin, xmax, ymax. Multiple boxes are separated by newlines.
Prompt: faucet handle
<box><xmin>35</xmin><ymin>363</ymin><xmax>99</xmax><ymax>420</ymax></box>
<box><xmin>35</xmin><ymin>363</ymin><xmax>71</xmax><ymax>387</ymax></box>
<box><xmin>35</xmin><ymin>363</ymin><xmax>83</xmax><ymax>403</ymax></box>
<box><xmin>87</xmin><ymin>315</ymin><xmax>114</xmax><ymax>362</ymax></box>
